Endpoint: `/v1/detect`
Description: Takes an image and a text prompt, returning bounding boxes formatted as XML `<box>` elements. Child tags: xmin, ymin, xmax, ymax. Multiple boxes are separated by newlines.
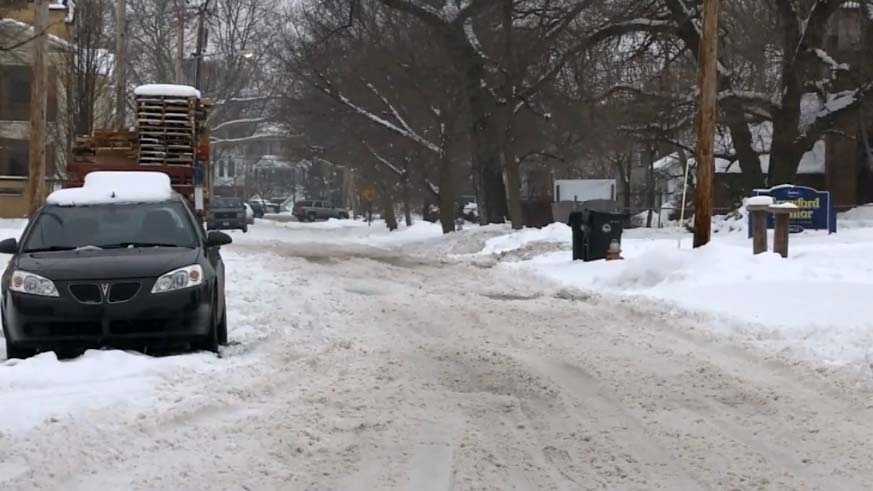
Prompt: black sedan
<box><xmin>0</xmin><ymin>195</ymin><xmax>231</xmax><ymax>358</ymax></box>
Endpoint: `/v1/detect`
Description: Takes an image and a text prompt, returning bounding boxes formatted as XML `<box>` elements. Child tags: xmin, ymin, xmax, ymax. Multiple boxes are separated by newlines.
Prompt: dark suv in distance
<box><xmin>0</xmin><ymin>195</ymin><xmax>232</xmax><ymax>358</ymax></box>
<box><xmin>208</xmin><ymin>197</ymin><xmax>247</xmax><ymax>233</ymax></box>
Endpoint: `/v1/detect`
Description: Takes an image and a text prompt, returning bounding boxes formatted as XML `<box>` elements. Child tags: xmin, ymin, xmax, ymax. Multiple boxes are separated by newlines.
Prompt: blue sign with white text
<box><xmin>749</xmin><ymin>185</ymin><xmax>836</xmax><ymax>235</ymax></box>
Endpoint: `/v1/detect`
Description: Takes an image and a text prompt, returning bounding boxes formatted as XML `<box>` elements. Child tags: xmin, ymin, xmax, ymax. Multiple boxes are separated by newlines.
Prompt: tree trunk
<box><xmin>725</xmin><ymin>110</ymin><xmax>765</xmax><ymax>192</ymax></box>
<box><xmin>402</xmin><ymin>181</ymin><xmax>412</xmax><ymax>227</ymax></box>
<box><xmin>445</xmin><ymin>27</ymin><xmax>507</xmax><ymax>225</ymax></box>
<box><xmin>500</xmin><ymin>0</ymin><xmax>522</xmax><ymax>230</ymax></box>
<box><xmin>504</xmin><ymin>150</ymin><xmax>524</xmax><ymax>230</ymax></box>
<box><xmin>26</xmin><ymin>0</ymin><xmax>49</xmax><ymax>216</ymax></box>
<box><xmin>382</xmin><ymin>192</ymin><xmax>398</xmax><ymax>231</ymax></box>
<box><xmin>646</xmin><ymin>147</ymin><xmax>655</xmax><ymax>228</ymax></box>
<box><xmin>623</xmin><ymin>158</ymin><xmax>632</xmax><ymax>211</ymax></box>
<box><xmin>114</xmin><ymin>0</ymin><xmax>126</xmax><ymax>130</ymax></box>
<box><xmin>438</xmin><ymin>153</ymin><xmax>456</xmax><ymax>233</ymax></box>
<box><xmin>770</xmin><ymin>105</ymin><xmax>806</xmax><ymax>185</ymax></box>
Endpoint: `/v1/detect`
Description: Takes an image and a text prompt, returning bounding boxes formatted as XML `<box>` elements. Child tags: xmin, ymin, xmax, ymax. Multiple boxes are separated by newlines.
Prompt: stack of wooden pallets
<box><xmin>134</xmin><ymin>93</ymin><xmax>198</xmax><ymax>166</ymax></box>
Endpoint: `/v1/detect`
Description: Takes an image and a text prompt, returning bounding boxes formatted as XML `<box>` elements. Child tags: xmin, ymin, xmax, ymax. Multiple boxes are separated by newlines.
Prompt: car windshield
<box><xmin>23</xmin><ymin>201</ymin><xmax>198</xmax><ymax>252</ymax></box>
<box><xmin>213</xmin><ymin>198</ymin><xmax>243</xmax><ymax>208</ymax></box>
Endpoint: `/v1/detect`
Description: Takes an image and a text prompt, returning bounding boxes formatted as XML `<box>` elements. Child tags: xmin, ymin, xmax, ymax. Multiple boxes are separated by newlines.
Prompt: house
<box><xmin>213</xmin><ymin>122</ymin><xmax>308</xmax><ymax>202</ymax></box>
<box><xmin>653</xmin><ymin>125</ymin><xmax>828</xmax><ymax>215</ymax></box>
<box><xmin>0</xmin><ymin>1</ymin><xmax>74</xmax><ymax>217</ymax></box>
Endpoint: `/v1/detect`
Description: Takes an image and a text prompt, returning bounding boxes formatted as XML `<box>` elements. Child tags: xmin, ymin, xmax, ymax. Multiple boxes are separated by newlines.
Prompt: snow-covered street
<box><xmin>4</xmin><ymin>218</ymin><xmax>873</xmax><ymax>489</ymax></box>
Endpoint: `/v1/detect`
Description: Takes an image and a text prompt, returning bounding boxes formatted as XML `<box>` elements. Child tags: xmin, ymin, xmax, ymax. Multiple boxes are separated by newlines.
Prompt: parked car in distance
<box><xmin>0</xmin><ymin>172</ymin><xmax>231</xmax><ymax>358</ymax></box>
<box><xmin>247</xmin><ymin>200</ymin><xmax>265</xmax><ymax>218</ymax></box>
<box><xmin>244</xmin><ymin>203</ymin><xmax>255</xmax><ymax>225</ymax></box>
<box><xmin>293</xmin><ymin>200</ymin><xmax>350</xmax><ymax>222</ymax></box>
<box><xmin>268</xmin><ymin>198</ymin><xmax>287</xmax><ymax>214</ymax></box>
<box><xmin>208</xmin><ymin>197</ymin><xmax>247</xmax><ymax>233</ymax></box>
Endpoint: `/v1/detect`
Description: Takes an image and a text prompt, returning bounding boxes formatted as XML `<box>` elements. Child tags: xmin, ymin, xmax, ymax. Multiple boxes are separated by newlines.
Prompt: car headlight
<box><xmin>9</xmin><ymin>271</ymin><xmax>59</xmax><ymax>297</ymax></box>
<box><xmin>151</xmin><ymin>265</ymin><xmax>203</xmax><ymax>294</ymax></box>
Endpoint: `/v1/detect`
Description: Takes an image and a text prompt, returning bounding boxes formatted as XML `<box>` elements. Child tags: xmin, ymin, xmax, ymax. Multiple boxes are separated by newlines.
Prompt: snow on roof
<box><xmin>47</xmin><ymin>172</ymin><xmax>174</xmax><ymax>206</ymax></box>
<box><xmin>134</xmin><ymin>84</ymin><xmax>201</xmax><ymax>99</ymax></box>
<box><xmin>654</xmin><ymin>140</ymin><xmax>826</xmax><ymax>176</ymax></box>
<box><xmin>0</xmin><ymin>18</ymin><xmax>73</xmax><ymax>49</ymax></box>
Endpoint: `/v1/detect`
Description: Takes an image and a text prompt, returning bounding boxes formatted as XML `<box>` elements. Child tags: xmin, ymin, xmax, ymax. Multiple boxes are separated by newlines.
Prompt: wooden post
<box><xmin>25</xmin><ymin>0</ymin><xmax>49</xmax><ymax>216</ymax></box>
<box><xmin>115</xmin><ymin>0</ymin><xmax>127</xmax><ymax>129</ymax></box>
<box><xmin>175</xmin><ymin>0</ymin><xmax>185</xmax><ymax>84</ymax></box>
<box><xmin>748</xmin><ymin>205</ymin><xmax>770</xmax><ymax>254</ymax></box>
<box><xmin>746</xmin><ymin>196</ymin><xmax>773</xmax><ymax>255</ymax></box>
<box><xmin>770</xmin><ymin>204</ymin><xmax>796</xmax><ymax>258</ymax></box>
<box><xmin>193</xmin><ymin>0</ymin><xmax>210</xmax><ymax>91</ymax></box>
<box><xmin>693</xmin><ymin>0</ymin><xmax>721</xmax><ymax>248</ymax></box>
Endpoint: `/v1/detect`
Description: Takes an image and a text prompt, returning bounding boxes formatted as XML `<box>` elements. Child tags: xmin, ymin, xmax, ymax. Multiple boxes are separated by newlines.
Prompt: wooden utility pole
<box><xmin>692</xmin><ymin>0</ymin><xmax>720</xmax><ymax>248</ymax></box>
<box><xmin>25</xmin><ymin>0</ymin><xmax>49</xmax><ymax>215</ymax></box>
<box><xmin>114</xmin><ymin>0</ymin><xmax>127</xmax><ymax>129</ymax></box>
<box><xmin>193</xmin><ymin>0</ymin><xmax>210</xmax><ymax>91</ymax></box>
<box><xmin>175</xmin><ymin>0</ymin><xmax>185</xmax><ymax>84</ymax></box>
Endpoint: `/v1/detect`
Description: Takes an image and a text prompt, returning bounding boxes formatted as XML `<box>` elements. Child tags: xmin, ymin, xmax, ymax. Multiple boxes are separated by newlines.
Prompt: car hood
<box><xmin>14</xmin><ymin>247</ymin><xmax>200</xmax><ymax>281</ymax></box>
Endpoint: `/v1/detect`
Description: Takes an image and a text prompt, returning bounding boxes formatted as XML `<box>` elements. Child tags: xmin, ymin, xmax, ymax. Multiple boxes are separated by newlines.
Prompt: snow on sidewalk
<box><xmin>235</xmin><ymin>217</ymin><xmax>447</xmax><ymax>249</ymax></box>
<box><xmin>479</xmin><ymin>216</ymin><xmax>873</xmax><ymax>366</ymax></box>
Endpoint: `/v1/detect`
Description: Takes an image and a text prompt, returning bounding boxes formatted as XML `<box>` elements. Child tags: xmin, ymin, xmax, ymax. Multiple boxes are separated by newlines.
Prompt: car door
<box><xmin>316</xmin><ymin>201</ymin><xmax>327</xmax><ymax>219</ymax></box>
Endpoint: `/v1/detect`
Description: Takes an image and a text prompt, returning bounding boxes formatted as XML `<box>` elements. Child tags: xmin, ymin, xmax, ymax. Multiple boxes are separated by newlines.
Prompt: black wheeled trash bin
<box><xmin>568</xmin><ymin>209</ymin><xmax>625</xmax><ymax>261</ymax></box>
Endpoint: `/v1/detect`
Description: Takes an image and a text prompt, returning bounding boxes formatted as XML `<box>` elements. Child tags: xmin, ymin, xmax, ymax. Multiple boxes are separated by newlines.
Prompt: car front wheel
<box><xmin>217</xmin><ymin>300</ymin><xmax>228</xmax><ymax>346</ymax></box>
<box><xmin>4</xmin><ymin>338</ymin><xmax>33</xmax><ymax>360</ymax></box>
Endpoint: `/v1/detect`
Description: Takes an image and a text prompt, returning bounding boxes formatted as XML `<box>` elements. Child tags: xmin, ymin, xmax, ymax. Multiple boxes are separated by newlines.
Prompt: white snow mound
<box><xmin>134</xmin><ymin>84</ymin><xmax>201</xmax><ymax>99</ymax></box>
<box><xmin>47</xmin><ymin>171</ymin><xmax>174</xmax><ymax>206</ymax></box>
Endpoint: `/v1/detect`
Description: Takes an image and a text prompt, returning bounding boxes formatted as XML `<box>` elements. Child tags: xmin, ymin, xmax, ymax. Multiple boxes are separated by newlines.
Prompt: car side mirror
<box><xmin>206</xmin><ymin>231</ymin><xmax>232</xmax><ymax>248</ymax></box>
<box><xmin>0</xmin><ymin>238</ymin><xmax>18</xmax><ymax>254</ymax></box>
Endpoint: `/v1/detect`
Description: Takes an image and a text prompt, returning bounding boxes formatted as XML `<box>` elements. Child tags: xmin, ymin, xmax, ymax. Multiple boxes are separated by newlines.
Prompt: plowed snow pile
<box><xmin>482</xmin><ymin>212</ymin><xmax>873</xmax><ymax>366</ymax></box>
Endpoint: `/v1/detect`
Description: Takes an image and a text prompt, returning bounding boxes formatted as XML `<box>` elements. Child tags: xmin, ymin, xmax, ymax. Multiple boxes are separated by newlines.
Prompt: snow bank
<box><xmin>0</xmin><ymin>350</ymin><xmax>214</xmax><ymax>433</ymax></box>
<box><xmin>479</xmin><ymin>223</ymin><xmax>570</xmax><ymax>255</ymax></box>
<box><xmin>134</xmin><ymin>84</ymin><xmax>201</xmax><ymax>99</ymax></box>
<box><xmin>235</xmin><ymin>218</ymin><xmax>446</xmax><ymax>250</ymax></box>
<box><xmin>47</xmin><ymin>171</ymin><xmax>174</xmax><ymax>206</ymax></box>
<box><xmin>490</xmin><ymin>222</ymin><xmax>873</xmax><ymax>366</ymax></box>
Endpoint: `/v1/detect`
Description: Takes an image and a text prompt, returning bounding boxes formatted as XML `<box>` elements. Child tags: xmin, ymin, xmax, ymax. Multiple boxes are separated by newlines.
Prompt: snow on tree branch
<box><xmin>211</xmin><ymin>117</ymin><xmax>267</xmax><ymax>132</ymax></box>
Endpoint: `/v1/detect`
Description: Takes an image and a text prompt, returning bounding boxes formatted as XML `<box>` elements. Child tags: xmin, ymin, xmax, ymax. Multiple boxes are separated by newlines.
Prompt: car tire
<box><xmin>194</xmin><ymin>326</ymin><xmax>219</xmax><ymax>353</ymax></box>
<box><xmin>242</xmin><ymin>224</ymin><xmax>248</xmax><ymax>233</ymax></box>
<box><xmin>5</xmin><ymin>338</ymin><xmax>33</xmax><ymax>360</ymax></box>
<box><xmin>193</xmin><ymin>305</ymin><xmax>220</xmax><ymax>353</ymax></box>
<box><xmin>339</xmin><ymin>212</ymin><xmax>349</xmax><ymax>219</ymax></box>
<box><xmin>306</xmin><ymin>212</ymin><xmax>316</xmax><ymax>222</ymax></box>
<box><xmin>217</xmin><ymin>300</ymin><xmax>228</xmax><ymax>346</ymax></box>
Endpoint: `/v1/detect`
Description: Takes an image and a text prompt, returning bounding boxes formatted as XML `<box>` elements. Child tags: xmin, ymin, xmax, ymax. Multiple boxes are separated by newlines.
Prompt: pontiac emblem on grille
<box><xmin>100</xmin><ymin>283</ymin><xmax>110</xmax><ymax>298</ymax></box>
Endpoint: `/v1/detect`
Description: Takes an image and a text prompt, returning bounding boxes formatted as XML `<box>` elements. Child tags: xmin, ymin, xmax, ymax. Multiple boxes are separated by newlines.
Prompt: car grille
<box><xmin>109</xmin><ymin>282</ymin><xmax>140</xmax><ymax>302</ymax></box>
<box><xmin>69</xmin><ymin>284</ymin><xmax>101</xmax><ymax>303</ymax></box>
<box><xmin>69</xmin><ymin>282</ymin><xmax>142</xmax><ymax>304</ymax></box>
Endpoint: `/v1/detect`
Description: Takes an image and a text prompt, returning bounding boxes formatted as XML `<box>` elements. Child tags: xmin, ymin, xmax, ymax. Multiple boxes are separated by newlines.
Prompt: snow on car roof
<box><xmin>47</xmin><ymin>172</ymin><xmax>175</xmax><ymax>206</ymax></box>
<box><xmin>134</xmin><ymin>84</ymin><xmax>201</xmax><ymax>99</ymax></box>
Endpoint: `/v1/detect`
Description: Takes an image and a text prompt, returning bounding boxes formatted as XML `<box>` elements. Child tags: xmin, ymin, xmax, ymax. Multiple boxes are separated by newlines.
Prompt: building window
<box><xmin>228</xmin><ymin>160</ymin><xmax>235</xmax><ymax>177</ymax></box>
<box><xmin>0</xmin><ymin>66</ymin><xmax>30</xmax><ymax>121</ymax></box>
<box><xmin>0</xmin><ymin>66</ymin><xmax>58</xmax><ymax>122</ymax></box>
<box><xmin>0</xmin><ymin>139</ymin><xmax>29</xmax><ymax>177</ymax></box>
